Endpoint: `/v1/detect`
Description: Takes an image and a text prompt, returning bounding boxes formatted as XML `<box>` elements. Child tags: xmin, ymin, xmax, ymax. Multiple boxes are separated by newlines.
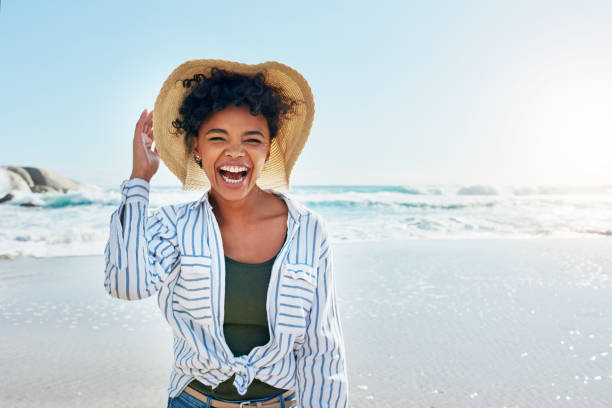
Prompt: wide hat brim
<box><xmin>153</xmin><ymin>59</ymin><xmax>315</xmax><ymax>192</ymax></box>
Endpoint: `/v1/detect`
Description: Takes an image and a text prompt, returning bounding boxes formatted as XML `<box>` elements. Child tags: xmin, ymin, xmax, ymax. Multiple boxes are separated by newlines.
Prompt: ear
<box><xmin>265</xmin><ymin>144</ymin><xmax>271</xmax><ymax>162</ymax></box>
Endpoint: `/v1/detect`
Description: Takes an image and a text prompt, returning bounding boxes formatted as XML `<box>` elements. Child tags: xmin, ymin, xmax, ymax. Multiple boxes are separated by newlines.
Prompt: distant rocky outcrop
<box><xmin>0</xmin><ymin>166</ymin><xmax>82</xmax><ymax>203</ymax></box>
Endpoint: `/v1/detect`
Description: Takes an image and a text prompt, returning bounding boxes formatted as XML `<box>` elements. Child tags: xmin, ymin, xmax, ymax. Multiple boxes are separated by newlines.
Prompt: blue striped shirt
<box><xmin>103</xmin><ymin>178</ymin><xmax>349</xmax><ymax>407</ymax></box>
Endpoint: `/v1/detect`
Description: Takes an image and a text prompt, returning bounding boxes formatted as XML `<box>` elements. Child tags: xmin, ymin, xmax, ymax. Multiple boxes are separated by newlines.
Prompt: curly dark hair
<box><xmin>171</xmin><ymin>67</ymin><xmax>299</xmax><ymax>154</ymax></box>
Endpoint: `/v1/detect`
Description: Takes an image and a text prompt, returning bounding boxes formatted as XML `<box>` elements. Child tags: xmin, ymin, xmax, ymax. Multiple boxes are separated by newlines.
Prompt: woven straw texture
<box><xmin>153</xmin><ymin>59</ymin><xmax>314</xmax><ymax>192</ymax></box>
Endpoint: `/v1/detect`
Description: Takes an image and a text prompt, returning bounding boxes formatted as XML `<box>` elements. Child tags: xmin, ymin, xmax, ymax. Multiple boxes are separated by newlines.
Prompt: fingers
<box><xmin>142</xmin><ymin>127</ymin><xmax>155</xmax><ymax>151</ymax></box>
<box><xmin>135</xmin><ymin>110</ymin><xmax>155</xmax><ymax>156</ymax></box>
<box><xmin>136</xmin><ymin>109</ymin><xmax>153</xmax><ymax>132</ymax></box>
<box><xmin>135</xmin><ymin>109</ymin><xmax>147</xmax><ymax>139</ymax></box>
<box><xmin>143</xmin><ymin>132</ymin><xmax>152</xmax><ymax>149</ymax></box>
<box><xmin>144</xmin><ymin>110</ymin><xmax>153</xmax><ymax>134</ymax></box>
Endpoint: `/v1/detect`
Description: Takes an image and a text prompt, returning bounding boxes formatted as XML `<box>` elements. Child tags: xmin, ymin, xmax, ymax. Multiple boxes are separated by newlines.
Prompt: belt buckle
<box><xmin>239</xmin><ymin>402</ymin><xmax>251</xmax><ymax>408</ymax></box>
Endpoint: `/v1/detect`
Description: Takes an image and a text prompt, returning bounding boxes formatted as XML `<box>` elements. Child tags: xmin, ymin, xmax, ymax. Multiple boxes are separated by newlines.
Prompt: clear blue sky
<box><xmin>2</xmin><ymin>1</ymin><xmax>612</xmax><ymax>187</ymax></box>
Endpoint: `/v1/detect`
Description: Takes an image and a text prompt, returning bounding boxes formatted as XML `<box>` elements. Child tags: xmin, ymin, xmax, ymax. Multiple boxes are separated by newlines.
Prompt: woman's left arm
<box><xmin>294</xmin><ymin>234</ymin><xmax>350</xmax><ymax>407</ymax></box>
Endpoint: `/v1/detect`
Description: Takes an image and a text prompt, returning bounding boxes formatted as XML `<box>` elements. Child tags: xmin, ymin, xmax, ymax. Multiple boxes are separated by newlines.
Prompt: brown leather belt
<box><xmin>184</xmin><ymin>385</ymin><xmax>297</xmax><ymax>408</ymax></box>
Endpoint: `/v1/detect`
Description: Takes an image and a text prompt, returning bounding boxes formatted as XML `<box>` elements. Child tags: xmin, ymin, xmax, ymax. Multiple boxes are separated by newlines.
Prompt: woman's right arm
<box><xmin>104</xmin><ymin>177</ymin><xmax>180</xmax><ymax>300</ymax></box>
<box><xmin>103</xmin><ymin>109</ymin><xmax>179</xmax><ymax>300</ymax></box>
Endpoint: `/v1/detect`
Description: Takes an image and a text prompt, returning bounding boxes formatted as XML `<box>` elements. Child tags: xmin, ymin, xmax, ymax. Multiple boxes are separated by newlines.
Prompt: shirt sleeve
<box><xmin>103</xmin><ymin>178</ymin><xmax>180</xmax><ymax>300</ymax></box>
<box><xmin>293</xmin><ymin>222</ymin><xmax>350</xmax><ymax>407</ymax></box>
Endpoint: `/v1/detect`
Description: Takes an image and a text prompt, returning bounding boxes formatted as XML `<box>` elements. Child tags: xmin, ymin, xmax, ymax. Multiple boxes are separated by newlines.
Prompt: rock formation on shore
<box><xmin>0</xmin><ymin>166</ymin><xmax>82</xmax><ymax>204</ymax></box>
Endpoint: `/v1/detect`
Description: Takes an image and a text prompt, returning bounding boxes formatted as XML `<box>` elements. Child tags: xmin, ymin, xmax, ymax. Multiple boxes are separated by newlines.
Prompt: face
<box><xmin>193</xmin><ymin>104</ymin><xmax>271</xmax><ymax>202</ymax></box>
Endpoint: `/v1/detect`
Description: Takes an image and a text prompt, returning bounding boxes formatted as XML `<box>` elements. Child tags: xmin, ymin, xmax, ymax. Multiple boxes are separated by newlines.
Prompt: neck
<box><xmin>208</xmin><ymin>186</ymin><xmax>266</xmax><ymax>226</ymax></box>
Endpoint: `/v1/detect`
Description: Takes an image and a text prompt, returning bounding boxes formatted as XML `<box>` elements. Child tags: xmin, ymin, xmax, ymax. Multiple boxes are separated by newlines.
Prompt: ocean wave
<box><xmin>511</xmin><ymin>185</ymin><xmax>612</xmax><ymax>195</ymax></box>
<box><xmin>4</xmin><ymin>187</ymin><xmax>122</xmax><ymax>208</ymax></box>
<box><xmin>1</xmin><ymin>186</ymin><xmax>201</xmax><ymax>209</ymax></box>
<box><xmin>457</xmin><ymin>185</ymin><xmax>499</xmax><ymax>195</ymax></box>
<box><xmin>294</xmin><ymin>185</ymin><xmax>426</xmax><ymax>194</ymax></box>
<box><xmin>3</xmin><ymin>182</ymin><xmax>612</xmax><ymax>210</ymax></box>
<box><xmin>304</xmin><ymin>199</ymin><xmax>498</xmax><ymax>211</ymax></box>
<box><xmin>2</xmin><ymin>183</ymin><xmax>612</xmax><ymax>259</ymax></box>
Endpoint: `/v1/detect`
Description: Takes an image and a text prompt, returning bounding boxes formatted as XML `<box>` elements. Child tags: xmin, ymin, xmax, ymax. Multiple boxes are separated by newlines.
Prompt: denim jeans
<box><xmin>167</xmin><ymin>389</ymin><xmax>296</xmax><ymax>408</ymax></box>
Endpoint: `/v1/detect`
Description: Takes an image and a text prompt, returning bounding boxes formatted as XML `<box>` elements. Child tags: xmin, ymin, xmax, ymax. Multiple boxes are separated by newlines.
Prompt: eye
<box><xmin>208</xmin><ymin>136</ymin><xmax>224</xmax><ymax>141</ymax></box>
<box><xmin>246</xmin><ymin>138</ymin><xmax>262</xmax><ymax>144</ymax></box>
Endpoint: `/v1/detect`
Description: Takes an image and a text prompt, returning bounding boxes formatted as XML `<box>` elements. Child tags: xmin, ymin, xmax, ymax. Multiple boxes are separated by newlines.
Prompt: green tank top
<box><xmin>187</xmin><ymin>253</ymin><xmax>288</xmax><ymax>400</ymax></box>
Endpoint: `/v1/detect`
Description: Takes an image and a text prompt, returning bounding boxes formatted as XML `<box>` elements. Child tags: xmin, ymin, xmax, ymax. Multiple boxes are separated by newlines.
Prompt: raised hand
<box><xmin>130</xmin><ymin>109</ymin><xmax>160</xmax><ymax>182</ymax></box>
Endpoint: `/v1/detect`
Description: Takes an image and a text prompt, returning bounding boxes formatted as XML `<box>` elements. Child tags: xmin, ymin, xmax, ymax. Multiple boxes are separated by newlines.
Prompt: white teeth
<box><xmin>219</xmin><ymin>165</ymin><xmax>247</xmax><ymax>184</ymax></box>
<box><xmin>221</xmin><ymin>173</ymin><xmax>246</xmax><ymax>184</ymax></box>
<box><xmin>220</xmin><ymin>165</ymin><xmax>248</xmax><ymax>173</ymax></box>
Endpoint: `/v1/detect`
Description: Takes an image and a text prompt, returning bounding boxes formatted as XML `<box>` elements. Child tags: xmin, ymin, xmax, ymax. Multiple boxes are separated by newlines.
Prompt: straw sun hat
<box><xmin>153</xmin><ymin>59</ymin><xmax>315</xmax><ymax>192</ymax></box>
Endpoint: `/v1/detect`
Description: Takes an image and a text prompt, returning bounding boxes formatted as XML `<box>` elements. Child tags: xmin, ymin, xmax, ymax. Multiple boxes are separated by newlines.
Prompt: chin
<box><xmin>212</xmin><ymin>186</ymin><xmax>253</xmax><ymax>200</ymax></box>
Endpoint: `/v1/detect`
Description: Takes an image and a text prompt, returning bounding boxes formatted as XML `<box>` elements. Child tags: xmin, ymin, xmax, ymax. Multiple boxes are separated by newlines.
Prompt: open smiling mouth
<box><xmin>218</xmin><ymin>165</ymin><xmax>249</xmax><ymax>184</ymax></box>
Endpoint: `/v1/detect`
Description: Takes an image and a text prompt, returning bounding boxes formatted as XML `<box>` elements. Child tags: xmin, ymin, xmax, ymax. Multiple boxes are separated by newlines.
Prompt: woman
<box><xmin>104</xmin><ymin>60</ymin><xmax>349</xmax><ymax>408</ymax></box>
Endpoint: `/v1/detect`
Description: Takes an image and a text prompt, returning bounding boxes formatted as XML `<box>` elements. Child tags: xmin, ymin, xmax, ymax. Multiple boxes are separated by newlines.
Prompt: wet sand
<box><xmin>1</xmin><ymin>239</ymin><xmax>612</xmax><ymax>407</ymax></box>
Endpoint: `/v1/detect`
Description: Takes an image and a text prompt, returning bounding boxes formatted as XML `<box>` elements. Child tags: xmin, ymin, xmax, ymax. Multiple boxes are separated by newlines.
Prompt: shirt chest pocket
<box><xmin>276</xmin><ymin>263</ymin><xmax>317</xmax><ymax>334</ymax></box>
<box><xmin>173</xmin><ymin>255</ymin><xmax>213</xmax><ymax>325</ymax></box>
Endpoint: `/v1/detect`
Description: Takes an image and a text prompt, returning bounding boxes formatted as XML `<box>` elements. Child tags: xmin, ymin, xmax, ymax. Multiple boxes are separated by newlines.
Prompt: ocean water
<box><xmin>1</xmin><ymin>182</ymin><xmax>612</xmax><ymax>258</ymax></box>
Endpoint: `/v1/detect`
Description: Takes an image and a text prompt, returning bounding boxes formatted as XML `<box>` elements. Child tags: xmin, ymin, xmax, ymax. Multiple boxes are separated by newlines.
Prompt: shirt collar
<box><xmin>188</xmin><ymin>189</ymin><xmax>307</xmax><ymax>224</ymax></box>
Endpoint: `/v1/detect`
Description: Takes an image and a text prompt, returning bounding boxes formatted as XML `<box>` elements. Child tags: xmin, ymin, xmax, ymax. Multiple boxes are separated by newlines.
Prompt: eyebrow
<box><xmin>205</xmin><ymin>128</ymin><xmax>265</xmax><ymax>137</ymax></box>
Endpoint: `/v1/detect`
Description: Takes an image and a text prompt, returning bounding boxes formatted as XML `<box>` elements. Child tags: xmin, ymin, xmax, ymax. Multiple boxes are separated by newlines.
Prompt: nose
<box><xmin>225</xmin><ymin>141</ymin><xmax>245</xmax><ymax>158</ymax></box>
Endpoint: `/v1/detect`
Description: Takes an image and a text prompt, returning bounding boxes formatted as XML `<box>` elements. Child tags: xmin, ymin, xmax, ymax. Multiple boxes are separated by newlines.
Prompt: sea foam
<box><xmin>1</xmin><ymin>183</ymin><xmax>611</xmax><ymax>258</ymax></box>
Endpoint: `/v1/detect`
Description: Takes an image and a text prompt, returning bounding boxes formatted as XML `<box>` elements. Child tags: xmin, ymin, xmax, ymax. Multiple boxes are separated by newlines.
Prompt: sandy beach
<box><xmin>1</xmin><ymin>239</ymin><xmax>612</xmax><ymax>407</ymax></box>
